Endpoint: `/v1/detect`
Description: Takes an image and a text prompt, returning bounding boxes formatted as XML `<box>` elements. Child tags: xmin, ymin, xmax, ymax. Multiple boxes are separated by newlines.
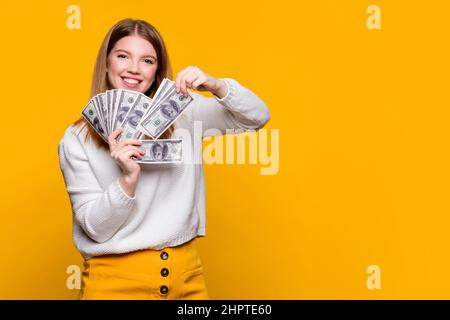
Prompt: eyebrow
<box><xmin>113</xmin><ymin>49</ymin><xmax>157</xmax><ymax>60</ymax></box>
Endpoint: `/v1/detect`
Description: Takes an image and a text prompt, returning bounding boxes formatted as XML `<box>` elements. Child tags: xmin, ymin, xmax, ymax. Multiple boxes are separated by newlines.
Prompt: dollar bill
<box><xmin>134</xmin><ymin>139</ymin><xmax>183</xmax><ymax>163</ymax></box>
<box><xmin>106</xmin><ymin>90</ymin><xmax>113</xmax><ymax>134</ymax></box>
<box><xmin>110</xmin><ymin>90</ymin><xmax>117</xmax><ymax>133</ymax></box>
<box><xmin>112</xmin><ymin>89</ymin><xmax>141</xmax><ymax>135</ymax></box>
<box><xmin>138</xmin><ymin>86</ymin><xmax>193</xmax><ymax>139</ymax></box>
<box><xmin>118</xmin><ymin>93</ymin><xmax>153</xmax><ymax>142</ymax></box>
<box><xmin>99</xmin><ymin>93</ymin><xmax>108</xmax><ymax>133</ymax></box>
<box><xmin>136</xmin><ymin>79</ymin><xmax>173</xmax><ymax>134</ymax></box>
<box><xmin>150</xmin><ymin>78</ymin><xmax>173</xmax><ymax>110</ymax></box>
<box><xmin>81</xmin><ymin>99</ymin><xmax>108</xmax><ymax>142</ymax></box>
<box><xmin>94</xmin><ymin>94</ymin><xmax>108</xmax><ymax>135</ymax></box>
<box><xmin>110</xmin><ymin>89</ymin><xmax>122</xmax><ymax>132</ymax></box>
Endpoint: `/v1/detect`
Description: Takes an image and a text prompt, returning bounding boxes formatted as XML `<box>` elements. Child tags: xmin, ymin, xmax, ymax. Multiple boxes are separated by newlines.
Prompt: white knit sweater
<box><xmin>58</xmin><ymin>78</ymin><xmax>270</xmax><ymax>260</ymax></box>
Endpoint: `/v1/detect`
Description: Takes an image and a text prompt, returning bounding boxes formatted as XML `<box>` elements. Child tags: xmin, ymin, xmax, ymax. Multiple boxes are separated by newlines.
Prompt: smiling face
<box><xmin>107</xmin><ymin>35</ymin><xmax>158</xmax><ymax>93</ymax></box>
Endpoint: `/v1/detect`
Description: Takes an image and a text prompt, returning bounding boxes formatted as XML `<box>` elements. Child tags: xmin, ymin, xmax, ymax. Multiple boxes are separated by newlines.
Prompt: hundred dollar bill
<box><xmin>138</xmin><ymin>87</ymin><xmax>193</xmax><ymax>139</ymax></box>
<box><xmin>150</xmin><ymin>78</ymin><xmax>173</xmax><ymax>110</ymax></box>
<box><xmin>134</xmin><ymin>139</ymin><xmax>183</xmax><ymax>164</ymax></box>
<box><xmin>91</xmin><ymin>96</ymin><xmax>104</xmax><ymax>133</ymax></box>
<box><xmin>99</xmin><ymin>93</ymin><xmax>108</xmax><ymax>133</ymax></box>
<box><xmin>81</xmin><ymin>99</ymin><xmax>108</xmax><ymax>142</ymax></box>
<box><xmin>118</xmin><ymin>93</ymin><xmax>153</xmax><ymax>142</ymax></box>
<box><xmin>110</xmin><ymin>89</ymin><xmax>122</xmax><ymax>132</ymax></box>
<box><xmin>110</xmin><ymin>89</ymin><xmax>118</xmax><ymax>133</ymax></box>
<box><xmin>135</xmin><ymin>79</ymin><xmax>172</xmax><ymax>135</ymax></box>
<box><xmin>112</xmin><ymin>89</ymin><xmax>140</xmax><ymax>134</ymax></box>
<box><xmin>106</xmin><ymin>90</ymin><xmax>113</xmax><ymax>134</ymax></box>
<box><xmin>94</xmin><ymin>94</ymin><xmax>108</xmax><ymax>135</ymax></box>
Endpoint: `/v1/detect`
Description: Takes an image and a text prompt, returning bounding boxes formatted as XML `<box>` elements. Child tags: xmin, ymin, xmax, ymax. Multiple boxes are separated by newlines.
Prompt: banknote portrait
<box><xmin>160</xmin><ymin>100</ymin><xmax>180</xmax><ymax>120</ymax></box>
<box><xmin>151</xmin><ymin>142</ymin><xmax>168</xmax><ymax>161</ymax></box>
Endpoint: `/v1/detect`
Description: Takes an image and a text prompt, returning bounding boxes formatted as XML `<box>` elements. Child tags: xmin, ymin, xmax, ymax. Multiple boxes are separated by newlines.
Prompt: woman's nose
<box><xmin>128</xmin><ymin>60</ymin><xmax>140</xmax><ymax>73</ymax></box>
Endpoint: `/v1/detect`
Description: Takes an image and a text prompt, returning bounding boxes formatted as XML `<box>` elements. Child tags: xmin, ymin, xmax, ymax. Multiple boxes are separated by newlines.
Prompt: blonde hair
<box><xmin>73</xmin><ymin>18</ymin><xmax>175</xmax><ymax>149</ymax></box>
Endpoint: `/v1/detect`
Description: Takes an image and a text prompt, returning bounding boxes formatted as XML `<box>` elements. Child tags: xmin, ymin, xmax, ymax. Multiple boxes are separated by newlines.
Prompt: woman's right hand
<box><xmin>108</xmin><ymin>127</ymin><xmax>145</xmax><ymax>180</ymax></box>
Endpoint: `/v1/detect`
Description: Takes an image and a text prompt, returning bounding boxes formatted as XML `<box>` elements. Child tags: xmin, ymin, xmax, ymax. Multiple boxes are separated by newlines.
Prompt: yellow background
<box><xmin>0</xmin><ymin>0</ymin><xmax>449</xmax><ymax>299</ymax></box>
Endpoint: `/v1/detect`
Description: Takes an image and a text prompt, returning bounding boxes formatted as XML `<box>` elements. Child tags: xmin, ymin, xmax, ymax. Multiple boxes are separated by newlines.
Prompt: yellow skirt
<box><xmin>78</xmin><ymin>237</ymin><xmax>209</xmax><ymax>300</ymax></box>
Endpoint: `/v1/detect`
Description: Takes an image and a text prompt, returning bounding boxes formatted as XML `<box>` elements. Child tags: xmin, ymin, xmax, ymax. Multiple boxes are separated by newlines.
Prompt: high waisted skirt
<box><xmin>78</xmin><ymin>237</ymin><xmax>209</xmax><ymax>300</ymax></box>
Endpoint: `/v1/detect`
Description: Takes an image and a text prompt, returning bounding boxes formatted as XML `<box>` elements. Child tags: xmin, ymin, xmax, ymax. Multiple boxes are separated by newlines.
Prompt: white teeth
<box><xmin>123</xmin><ymin>78</ymin><xmax>140</xmax><ymax>84</ymax></box>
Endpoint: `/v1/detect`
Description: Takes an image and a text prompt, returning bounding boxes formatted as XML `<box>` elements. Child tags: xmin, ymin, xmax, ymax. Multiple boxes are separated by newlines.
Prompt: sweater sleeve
<box><xmin>57</xmin><ymin>128</ymin><xmax>136</xmax><ymax>243</ymax></box>
<box><xmin>192</xmin><ymin>78</ymin><xmax>270</xmax><ymax>137</ymax></box>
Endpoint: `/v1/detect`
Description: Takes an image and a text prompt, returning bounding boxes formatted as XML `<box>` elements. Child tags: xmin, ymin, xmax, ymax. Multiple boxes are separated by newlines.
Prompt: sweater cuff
<box><xmin>214</xmin><ymin>78</ymin><xmax>244</xmax><ymax>113</ymax></box>
<box><xmin>215</xmin><ymin>78</ymin><xmax>231</xmax><ymax>102</ymax></box>
<box><xmin>112</xmin><ymin>177</ymin><xmax>136</xmax><ymax>204</ymax></box>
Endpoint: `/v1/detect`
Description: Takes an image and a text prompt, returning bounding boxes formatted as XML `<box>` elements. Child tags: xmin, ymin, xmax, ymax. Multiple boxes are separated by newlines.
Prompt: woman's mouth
<box><xmin>121</xmin><ymin>77</ymin><xmax>142</xmax><ymax>88</ymax></box>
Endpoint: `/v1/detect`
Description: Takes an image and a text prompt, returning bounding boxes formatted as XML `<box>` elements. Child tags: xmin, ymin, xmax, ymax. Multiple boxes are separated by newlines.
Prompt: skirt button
<box><xmin>160</xmin><ymin>251</ymin><xmax>169</xmax><ymax>260</ymax></box>
<box><xmin>160</xmin><ymin>285</ymin><xmax>169</xmax><ymax>294</ymax></box>
<box><xmin>161</xmin><ymin>268</ymin><xmax>169</xmax><ymax>277</ymax></box>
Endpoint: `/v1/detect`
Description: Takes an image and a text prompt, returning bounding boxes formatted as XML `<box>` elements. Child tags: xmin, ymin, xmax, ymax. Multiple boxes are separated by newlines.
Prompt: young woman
<box><xmin>58</xmin><ymin>18</ymin><xmax>270</xmax><ymax>300</ymax></box>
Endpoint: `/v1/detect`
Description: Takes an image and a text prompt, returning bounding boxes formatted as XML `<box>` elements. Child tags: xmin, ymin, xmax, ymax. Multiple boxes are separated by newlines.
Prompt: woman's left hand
<box><xmin>175</xmin><ymin>66</ymin><xmax>227</xmax><ymax>99</ymax></box>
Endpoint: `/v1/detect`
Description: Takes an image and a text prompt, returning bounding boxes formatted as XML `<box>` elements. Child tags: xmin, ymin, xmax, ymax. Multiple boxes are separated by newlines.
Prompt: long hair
<box><xmin>73</xmin><ymin>18</ymin><xmax>175</xmax><ymax>149</ymax></box>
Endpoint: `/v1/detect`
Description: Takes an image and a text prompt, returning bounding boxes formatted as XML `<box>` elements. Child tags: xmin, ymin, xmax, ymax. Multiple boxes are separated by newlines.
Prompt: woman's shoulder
<box><xmin>58</xmin><ymin>123</ymin><xmax>90</xmax><ymax>154</ymax></box>
<box><xmin>57</xmin><ymin>123</ymin><xmax>92</xmax><ymax>164</ymax></box>
<box><xmin>60</xmin><ymin>123</ymin><xmax>83</xmax><ymax>143</ymax></box>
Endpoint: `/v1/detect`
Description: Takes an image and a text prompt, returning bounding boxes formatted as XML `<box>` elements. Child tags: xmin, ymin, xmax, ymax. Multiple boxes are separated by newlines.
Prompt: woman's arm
<box><xmin>192</xmin><ymin>77</ymin><xmax>271</xmax><ymax>137</ymax></box>
<box><xmin>58</xmin><ymin>127</ymin><xmax>136</xmax><ymax>243</ymax></box>
<box><xmin>175</xmin><ymin>66</ymin><xmax>270</xmax><ymax>137</ymax></box>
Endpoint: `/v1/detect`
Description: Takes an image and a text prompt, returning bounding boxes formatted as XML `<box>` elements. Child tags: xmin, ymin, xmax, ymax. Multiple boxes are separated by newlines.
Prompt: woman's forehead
<box><xmin>112</xmin><ymin>35</ymin><xmax>157</xmax><ymax>57</ymax></box>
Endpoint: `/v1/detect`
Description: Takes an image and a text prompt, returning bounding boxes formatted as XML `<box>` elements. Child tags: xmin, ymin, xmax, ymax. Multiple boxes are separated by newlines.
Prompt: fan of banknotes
<box><xmin>81</xmin><ymin>78</ymin><xmax>193</xmax><ymax>163</ymax></box>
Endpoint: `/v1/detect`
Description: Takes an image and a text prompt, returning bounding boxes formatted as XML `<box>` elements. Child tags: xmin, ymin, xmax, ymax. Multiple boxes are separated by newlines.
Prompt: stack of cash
<box><xmin>81</xmin><ymin>78</ymin><xmax>193</xmax><ymax>163</ymax></box>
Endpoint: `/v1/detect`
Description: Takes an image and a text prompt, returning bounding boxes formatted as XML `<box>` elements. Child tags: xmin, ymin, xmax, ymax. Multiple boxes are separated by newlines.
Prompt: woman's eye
<box><xmin>144</xmin><ymin>59</ymin><xmax>154</xmax><ymax>64</ymax></box>
<box><xmin>117</xmin><ymin>54</ymin><xmax>127</xmax><ymax>59</ymax></box>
